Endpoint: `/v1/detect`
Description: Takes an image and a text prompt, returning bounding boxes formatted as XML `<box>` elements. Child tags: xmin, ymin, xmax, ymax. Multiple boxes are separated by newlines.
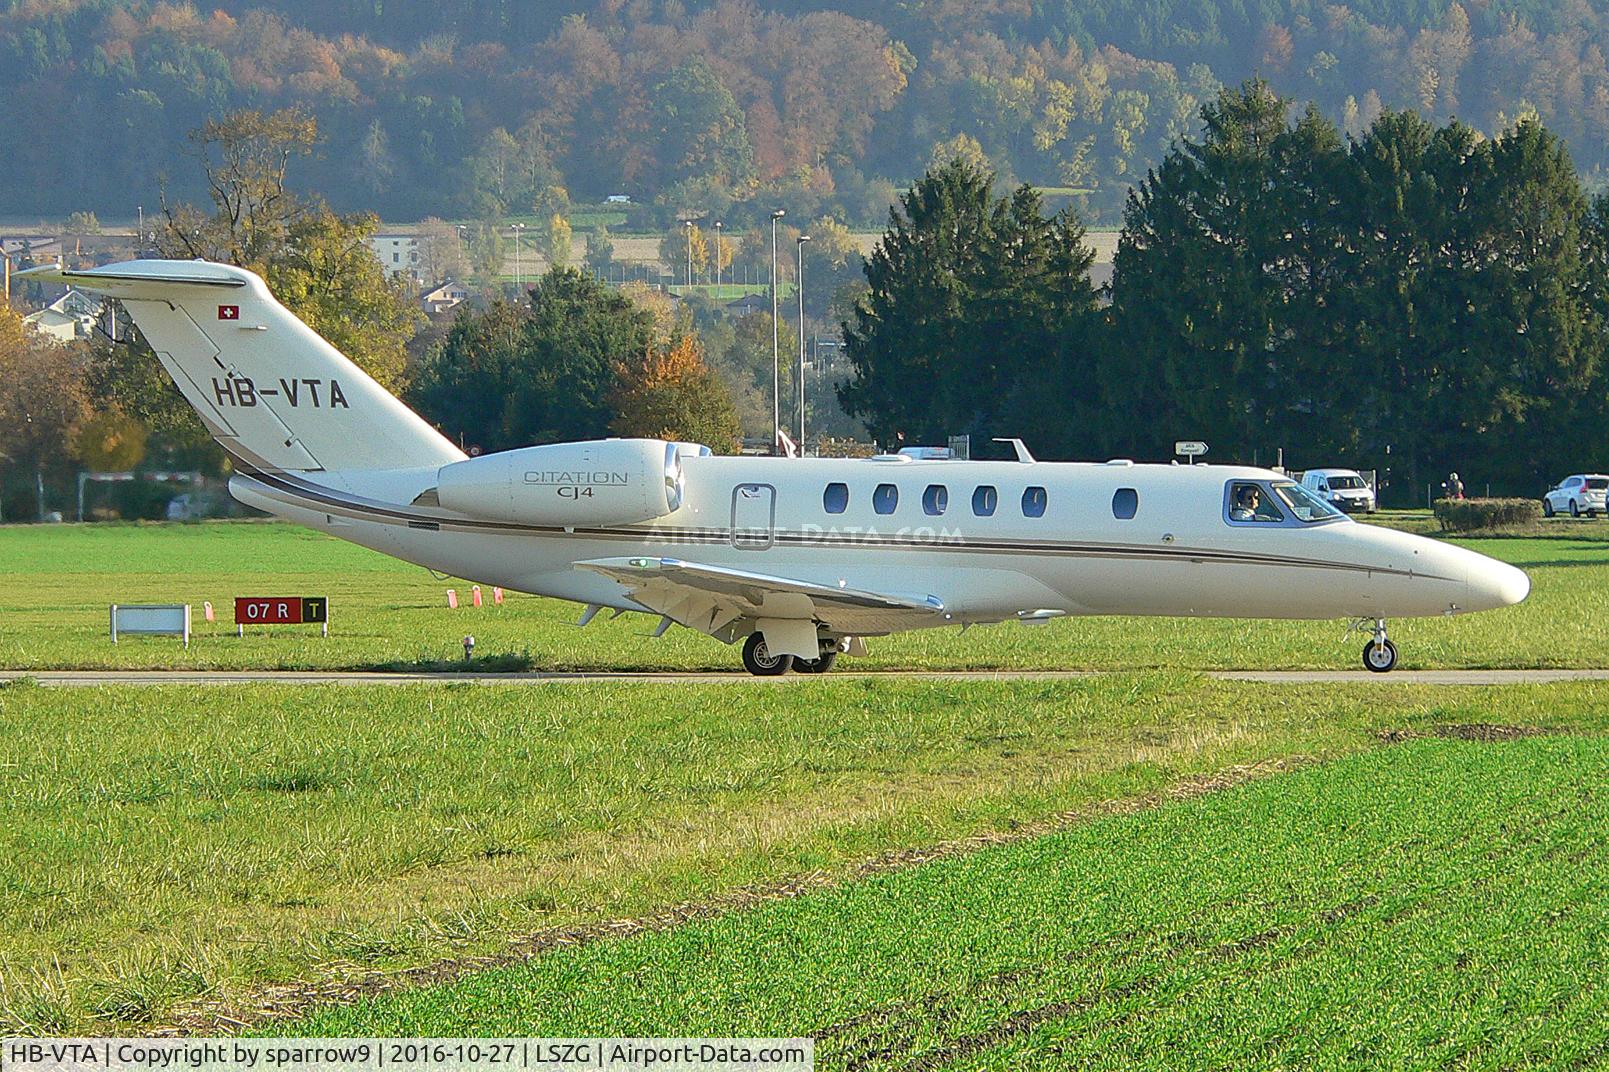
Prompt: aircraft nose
<box><xmin>1467</xmin><ymin>557</ymin><xmax>1531</xmax><ymax>610</ymax></box>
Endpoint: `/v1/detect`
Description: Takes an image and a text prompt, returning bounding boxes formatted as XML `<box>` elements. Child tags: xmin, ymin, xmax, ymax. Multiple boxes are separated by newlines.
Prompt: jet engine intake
<box><xmin>436</xmin><ymin>438</ymin><xmax>686</xmax><ymax>527</ymax></box>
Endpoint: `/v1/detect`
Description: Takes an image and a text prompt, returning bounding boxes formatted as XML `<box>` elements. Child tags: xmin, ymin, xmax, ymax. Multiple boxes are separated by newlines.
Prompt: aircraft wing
<box><xmin>575</xmin><ymin>556</ymin><xmax>946</xmax><ymax>638</ymax></box>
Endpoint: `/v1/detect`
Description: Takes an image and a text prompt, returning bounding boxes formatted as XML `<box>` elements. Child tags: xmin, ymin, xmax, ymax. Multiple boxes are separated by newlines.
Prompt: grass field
<box><xmin>4</xmin><ymin>518</ymin><xmax>1608</xmax><ymax>1054</ymax></box>
<box><xmin>288</xmin><ymin>734</ymin><xmax>1609</xmax><ymax>1069</ymax></box>
<box><xmin>0</xmin><ymin>519</ymin><xmax>1605</xmax><ymax>672</ymax></box>
<box><xmin>3</xmin><ymin>674</ymin><xmax>1607</xmax><ymax>1035</ymax></box>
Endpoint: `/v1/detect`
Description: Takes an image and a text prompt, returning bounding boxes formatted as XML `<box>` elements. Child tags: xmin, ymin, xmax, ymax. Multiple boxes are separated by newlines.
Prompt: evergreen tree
<box><xmin>1108</xmin><ymin>79</ymin><xmax>1298</xmax><ymax>461</ymax></box>
<box><xmin>408</xmin><ymin>267</ymin><xmax>655</xmax><ymax>451</ymax></box>
<box><xmin>838</xmin><ymin>157</ymin><xmax>1101</xmax><ymax>452</ymax></box>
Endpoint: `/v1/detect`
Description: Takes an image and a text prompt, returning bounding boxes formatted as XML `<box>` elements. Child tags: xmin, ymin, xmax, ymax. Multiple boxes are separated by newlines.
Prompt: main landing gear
<box><xmin>793</xmin><ymin>646</ymin><xmax>839</xmax><ymax>674</ymax></box>
<box><xmin>741</xmin><ymin>632</ymin><xmax>793</xmax><ymax>676</ymax></box>
<box><xmin>1362</xmin><ymin>618</ymin><xmax>1398</xmax><ymax>673</ymax></box>
<box><xmin>740</xmin><ymin>633</ymin><xmax>842</xmax><ymax>676</ymax></box>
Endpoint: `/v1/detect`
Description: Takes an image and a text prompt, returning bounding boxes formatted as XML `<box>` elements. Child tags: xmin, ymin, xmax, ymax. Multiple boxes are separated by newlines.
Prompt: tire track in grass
<box><xmin>813</xmin><ymin>729</ymin><xmax>1602</xmax><ymax>1070</ymax></box>
<box><xmin>161</xmin><ymin>757</ymin><xmax>1310</xmax><ymax>1035</ymax></box>
<box><xmin>177</xmin><ymin>723</ymin><xmax>1582</xmax><ymax>1044</ymax></box>
<box><xmin>822</xmin><ymin>896</ymin><xmax>1395</xmax><ymax>1071</ymax></box>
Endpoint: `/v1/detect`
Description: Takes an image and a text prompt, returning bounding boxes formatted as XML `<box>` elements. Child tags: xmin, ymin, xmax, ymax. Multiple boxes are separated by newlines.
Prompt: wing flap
<box><xmin>576</xmin><ymin>556</ymin><xmax>945</xmax><ymax>637</ymax></box>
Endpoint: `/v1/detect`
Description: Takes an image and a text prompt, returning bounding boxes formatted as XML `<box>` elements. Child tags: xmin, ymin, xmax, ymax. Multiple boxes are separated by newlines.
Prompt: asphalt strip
<box><xmin>4</xmin><ymin>669</ymin><xmax>1609</xmax><ymax>686</ymax></box>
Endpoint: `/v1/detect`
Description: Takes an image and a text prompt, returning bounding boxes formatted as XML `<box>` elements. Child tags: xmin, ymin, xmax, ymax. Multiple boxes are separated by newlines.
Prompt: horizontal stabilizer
<box><xmin>17</xmin><ymin>263</ymin><xmax>247</xmax><ymax>292</ymax></box>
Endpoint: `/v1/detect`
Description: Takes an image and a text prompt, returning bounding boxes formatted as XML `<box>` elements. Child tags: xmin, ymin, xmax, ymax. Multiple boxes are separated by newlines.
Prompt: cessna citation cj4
<box><xmin>26</xmin><ymin>260</ymin><xmax>1530</xmax><ymax>675</ymax></box>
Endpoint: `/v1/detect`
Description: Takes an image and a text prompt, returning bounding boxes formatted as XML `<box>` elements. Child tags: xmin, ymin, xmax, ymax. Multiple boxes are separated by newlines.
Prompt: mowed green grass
<box><xmin>4</xmin><ymin>675</ymin><xmax>1607</xmax><ymax>1033</ymax></box>
<box><xmin>291</xmin><ymin>735</ymin><xmax>1609</xmax><ymax>1070</ymax></box>
<box><xmin>1</xmin><ymin>519</ymin><xmax>1605</xmax><ymax>670</ymax></box>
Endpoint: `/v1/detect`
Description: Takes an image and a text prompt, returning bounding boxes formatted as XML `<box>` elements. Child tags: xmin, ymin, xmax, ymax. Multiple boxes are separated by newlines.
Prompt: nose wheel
<box><xmin>1362</xmin><ymin>619</ymin><xmax>1398</xmax><ymax>672</ymax></box>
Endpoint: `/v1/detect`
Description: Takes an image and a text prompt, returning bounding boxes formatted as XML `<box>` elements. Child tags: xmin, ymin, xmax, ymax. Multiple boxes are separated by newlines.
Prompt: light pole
<box><xmin>713</xmin><ymin>221</ymin><xmax>723</xmax><ymax>290</ymax></box>
<box><xmin>796</xmin><ymin>233</ymin><xmax>810</xmax><ymax>452</ymax></box>
<box><xmin>769</xmin><ymin>209</ymin><xmax>785</xmax><ymax>453</ymax></box>
<box><xmin>510</xmin><ymin>222</ymin><xmax>526</xmax><ymax>289</ymax></box>
<box><xmin>682</xmin><ymin>219</ymin><xmax>693</xmax><ymax>290</ymax></box>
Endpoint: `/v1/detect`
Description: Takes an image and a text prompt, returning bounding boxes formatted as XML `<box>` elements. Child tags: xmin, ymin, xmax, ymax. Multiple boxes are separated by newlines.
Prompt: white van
<box><xmin>1300</xmin><ymin>468</ymin><xmax>1376</xmax><ymax>513</ymax></box>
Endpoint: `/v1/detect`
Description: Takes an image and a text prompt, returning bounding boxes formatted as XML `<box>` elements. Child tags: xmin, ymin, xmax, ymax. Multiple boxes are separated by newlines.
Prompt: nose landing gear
<box><xmin>1362</xmin><ymin>618</ymin><xmax>1398</xmax><ymax>673</ymax></box>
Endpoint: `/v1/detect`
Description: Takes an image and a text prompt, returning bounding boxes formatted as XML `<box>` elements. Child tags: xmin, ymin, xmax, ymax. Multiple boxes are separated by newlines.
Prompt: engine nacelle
<box><xmin>436</xmin><ymin>438</ymin><xmax>687</xmax><ymax>526</ymax></box>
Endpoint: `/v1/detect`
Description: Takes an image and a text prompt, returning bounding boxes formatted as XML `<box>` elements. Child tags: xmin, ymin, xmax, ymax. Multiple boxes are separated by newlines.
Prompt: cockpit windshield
<box><xmin>1328</xmin><ymin>475</ymin><xmax>1365</xmax><ymax>490</ymax></box>
<box><xmin>1226</xmin><ymin>480</ymin><xmax>1345</xmax><ymax>525</ymax></box>
<box><xmin>1272</xmin><ymin>481</ymin><xmax>1344</xmax><ymax>522</ymax></box>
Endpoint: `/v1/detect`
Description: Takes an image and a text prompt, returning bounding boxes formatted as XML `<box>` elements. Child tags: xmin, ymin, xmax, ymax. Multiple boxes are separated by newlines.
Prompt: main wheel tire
<box><xmin>1544</xmin><ymin>499</ymin><xmax>1555</xmax><ymax>517</ymax></box>
<box><xmin>1571</xmin><ymin>499</ymin><xmax>1582</xmax><ymax>517</ymax></box>
<box><xmin>1362</xmin><ymin>637</ymin><xmax>1399</xmax><ymax>673</ymax></box>
<box><xmin>793</xmin><ymin>649</ymin><xmax>838</xmax><ymax>674</ymax></box>
<box><xmin>742</xmin><ymin>633</ymin><xmax>793</xmax><ymax>676</ymax></box>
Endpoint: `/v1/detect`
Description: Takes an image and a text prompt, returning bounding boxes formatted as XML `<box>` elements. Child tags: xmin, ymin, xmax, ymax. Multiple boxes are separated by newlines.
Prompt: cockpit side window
<box><xmin>1227</xmin><ymin>482</ymin><xmax>1285</xmax><ymax>523</ymax></box>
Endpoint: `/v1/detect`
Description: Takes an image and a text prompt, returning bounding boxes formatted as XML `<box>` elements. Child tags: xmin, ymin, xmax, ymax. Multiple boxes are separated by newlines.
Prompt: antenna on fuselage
<box><xmin>992</xmin><ymin>438</ymin><xmax>1036</xmax><ymax>464</ymax></box>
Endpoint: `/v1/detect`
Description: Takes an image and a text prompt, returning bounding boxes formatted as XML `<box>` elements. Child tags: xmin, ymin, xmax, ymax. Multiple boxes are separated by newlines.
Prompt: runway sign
<box><xmin>234</xmin><ymin>597</ymin><xmax>328</xmax><ymax>636</ymax></box>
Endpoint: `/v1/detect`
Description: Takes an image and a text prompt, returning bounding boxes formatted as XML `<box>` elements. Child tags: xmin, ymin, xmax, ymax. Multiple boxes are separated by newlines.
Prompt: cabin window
<box><xmin>1022</xmin><ymin>486</ymin><xmax>1048</xmax><ymax>518</ymax></box>
<box><xmin>972</xmin><ymin>485</ymin><xmax>998</xmax><ymax>516</ymax></box>
<box><xmin>922</xmin><ymin>484</ymin><xmax>948</xmax><ymax>516</ymax></box>
<box><xmin>823</xmin><ymin>483</ymin><xmax>849</xmax><ymax>514</ymax></box>
<box><xmin>1112</xmin><ymin>487</ymin><xmax>1139</xmax><ymax>520</ymax></box>
<box><xmin>874</xmin><ymin>484</ymin><xmax>899</xmax><ymax>515</ymax></box>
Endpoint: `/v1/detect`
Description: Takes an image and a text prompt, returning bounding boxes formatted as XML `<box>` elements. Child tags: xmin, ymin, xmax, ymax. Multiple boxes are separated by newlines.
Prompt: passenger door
<box><xmin>730</xmin><ymin>483</ymin><xmax>775</xmax><ymax>550</ymax></box>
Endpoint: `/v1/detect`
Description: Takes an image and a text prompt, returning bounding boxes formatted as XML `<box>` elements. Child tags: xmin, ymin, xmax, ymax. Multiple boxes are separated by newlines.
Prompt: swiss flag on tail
<box><xmin>217</xmin><ymin>305</ymin><xmax>239</xmax><ymax>320</ymax></box>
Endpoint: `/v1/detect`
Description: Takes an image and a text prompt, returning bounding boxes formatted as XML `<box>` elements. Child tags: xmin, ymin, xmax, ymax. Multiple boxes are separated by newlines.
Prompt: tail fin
<box><xmin>19</xmin><ymin>259</ymin><xmax>463</xmax><ymax>473</ymax></box>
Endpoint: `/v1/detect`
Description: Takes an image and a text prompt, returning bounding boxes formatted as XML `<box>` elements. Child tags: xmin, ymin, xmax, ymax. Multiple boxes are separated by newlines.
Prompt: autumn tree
<box><xmin>538</xmin><ymin>212</ymin><xmax>572</xmax><ymax>268</ymax></box>
<box><xmin>74</xmin><ymin>410</ymin><xmax>148</xmax><ymax>472</ymax></box>
<box><xmin>120</xmin><ymin>109</ymin><xmax>424</xmax><ymax>434</ymax></box>
<box><xmin>660</xmin><ymin>224</ymin><xmax>710</xmax><ymax>285</ymax></box>
<box><xmin>610</xmin><ymin>334</ymin><xmax>741</xmax><ymax>452</ymax></box>
<box><xmin>652</xmin><ymin>58</ymin><xmax>755</xmax><ymax>198</ymax></box>
<box><xmin>157</xmin><ymin>108</ymin><xmax>319</xmax><ymax>268</ymax></box>
<box><xmin>584</xmin><ymin>225</ymin><xmax>614</xmax><ymax>274</ymax></box>
<box><xmin>416</xmin><ymin>218</ymin><xmax>471</xmax><ymax>284</ymax></box>
<box><xmin>0</xmin><ymin>308</ymin><xmax>91</xmax><ymax>509</ymax></box>
<box><xmin>266</xmin><ymin>209</ymin><xmax>422</xmax><ymax>391</ymax></box>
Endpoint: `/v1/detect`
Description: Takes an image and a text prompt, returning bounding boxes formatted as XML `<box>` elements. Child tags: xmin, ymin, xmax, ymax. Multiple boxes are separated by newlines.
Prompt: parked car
<box><xmin>1299</xmin><ymin>468</ymin><xmax>1376</xmax><ymax>513</ymax></box>
<box><xmin>1543</xmin><ymin>474</ymin><xmax>1609</xmax><ymax>517</ymax></box>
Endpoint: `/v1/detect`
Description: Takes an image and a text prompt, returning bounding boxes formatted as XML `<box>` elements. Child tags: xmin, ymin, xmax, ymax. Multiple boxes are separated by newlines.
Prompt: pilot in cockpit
<box><xmin>1230</xmin><ymin>483</ymin><xmax>1283</xmax><ymax>522</ymax></box>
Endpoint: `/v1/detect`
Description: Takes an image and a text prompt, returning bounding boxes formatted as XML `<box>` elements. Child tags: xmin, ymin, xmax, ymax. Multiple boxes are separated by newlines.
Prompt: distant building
<box><xmin>606</xmin><ymin>194</ymin><xmax>632</xmax><ymax>204</ymax></box>
<box><xmin>725</xmin><ymin>293</ymin><xmax>770</xmax><ymax>318</ymax></box>
<box><xmin>421</xmin><ymin>280</ymin><xmax>470</xmax><ymax>314</ymax></box>
<box><xmin>2</xmin><ymin>236</ymin><xmax>63</xmax><ymax>264</ymax></box>
<box><xmin>368</xmin><ymin>233</ymin><xmax>422</xmax><ymax>281</ymax></box>
<box><xmin>22</xmin><ymin>287</ymin><xmax>102</xmax><ymax>342</ymax></box>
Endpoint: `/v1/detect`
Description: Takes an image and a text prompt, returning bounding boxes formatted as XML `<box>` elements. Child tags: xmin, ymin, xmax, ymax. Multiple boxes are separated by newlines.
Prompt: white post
<box><xmin>770</xmin><ymin>209</ymin><xmax>785</xmax><ymax>453</ymax></box>
<box><xmin>797</xmin><ymin>234</ymin><xmax>810</xmax><ymax>452</ymax></box>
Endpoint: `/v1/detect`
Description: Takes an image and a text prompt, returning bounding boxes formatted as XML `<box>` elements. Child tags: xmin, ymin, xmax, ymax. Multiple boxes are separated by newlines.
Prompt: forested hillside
<box><xmin>4</xmin><ymin>0</ymin><xmax>1608</xmax><ymax>225</ymax></box>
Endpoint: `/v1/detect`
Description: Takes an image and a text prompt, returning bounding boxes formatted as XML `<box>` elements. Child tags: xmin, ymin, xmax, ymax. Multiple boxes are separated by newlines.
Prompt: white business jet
<box><xmin>25</xmin><ymin>260</ymin><xmax>1530</xmax><ymax>674</ymax></box>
